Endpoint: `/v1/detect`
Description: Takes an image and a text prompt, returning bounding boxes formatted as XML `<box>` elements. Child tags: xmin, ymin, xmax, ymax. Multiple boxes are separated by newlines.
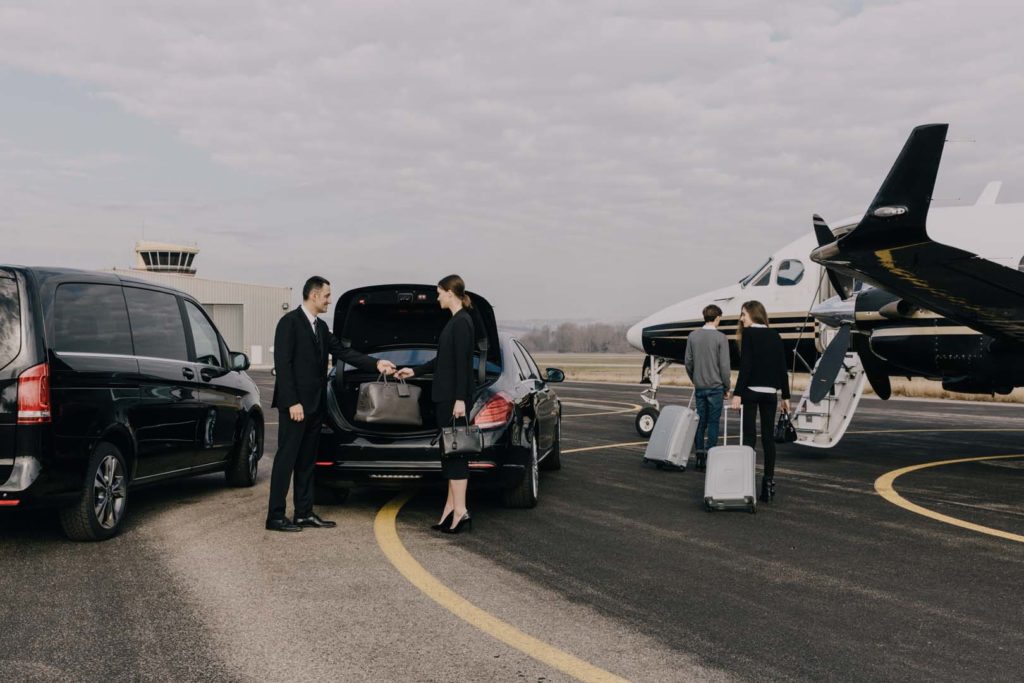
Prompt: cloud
<box><xmin>2</xmin><ymin>0</ymin><xmax>1024</xmax><ymax>321</ymax></box>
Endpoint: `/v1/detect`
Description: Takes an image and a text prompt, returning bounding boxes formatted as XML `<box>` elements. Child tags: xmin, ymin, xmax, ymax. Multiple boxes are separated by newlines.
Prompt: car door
<box><xmin>183</xmin><ymin>299</ymin><xmax>243</xmax><ymax>468</ymax></box>
<box><xmin>514</xmin><ymin>341</ymin><xmax>558</xmax><ymax>453</ymax></box>
<box><xmin>123</xmin><ymin>286</ymin><xmax>203</xmax><ymax>479</ymax></box>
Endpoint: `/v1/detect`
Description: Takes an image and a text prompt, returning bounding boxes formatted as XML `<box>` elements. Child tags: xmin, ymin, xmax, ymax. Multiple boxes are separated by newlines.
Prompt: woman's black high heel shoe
<box><xmin>443</xmin><ymin>512</ymin><xmax>472</xmax><ymax>534</ymax></box>
<box><xmin>759</xmin><ymin>478</ymin><xmax>776</xmax><ymax>503</ymax></box>
<box><xmin>431</xmin><ymin>511</ymin><xmax>454</xmax><ymax>531</ymax></box>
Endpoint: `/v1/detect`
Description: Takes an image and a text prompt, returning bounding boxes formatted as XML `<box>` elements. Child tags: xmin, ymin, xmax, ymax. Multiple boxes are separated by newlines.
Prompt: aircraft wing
<box><xmin>812</xmin><ymin>123</ymin><xmax>1024</xmax><ymax>344</ymax></box>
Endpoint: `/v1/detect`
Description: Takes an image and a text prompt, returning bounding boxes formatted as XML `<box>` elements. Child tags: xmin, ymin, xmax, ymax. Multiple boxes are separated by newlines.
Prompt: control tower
<box><xmin>133</xmin><ymin>241</ymin><xmax>199</xmax><ymax>276</ymax></box>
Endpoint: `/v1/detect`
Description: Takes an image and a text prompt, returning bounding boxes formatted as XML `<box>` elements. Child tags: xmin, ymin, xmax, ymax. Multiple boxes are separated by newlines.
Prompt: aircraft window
<box><xmin>1018</xmin><ymin>256</ymin><xmax>1024</xmax><ymax>272</ymax></box>
<box><xmin>752</xmin><ymin>266</ymin><xmax>772</xmax><ymax>287</ymax></box>
<box><xmin>776</xmin><ymin>259</ymin><xmax>805</xmax><ymax>286</ymax></box>
<box><xmin>739</xmin><ymin>258</ymin><xmax>772</xmax><ymax>288</ymax></box>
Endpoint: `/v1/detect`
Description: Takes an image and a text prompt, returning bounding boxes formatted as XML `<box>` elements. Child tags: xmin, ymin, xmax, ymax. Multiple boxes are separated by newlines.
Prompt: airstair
<box><xmin>792</xmin><ymin>350</ymin><xmax>866</xmax><ymax>448</ymax></box>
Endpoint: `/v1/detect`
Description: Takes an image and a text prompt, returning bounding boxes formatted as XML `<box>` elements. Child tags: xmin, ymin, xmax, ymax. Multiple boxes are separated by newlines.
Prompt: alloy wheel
<box><xmin>247</xmin><ymin>425</ymin><xmax>259</xmax><ymax>480</ymax></box>
<box><xmin>93</xmin><ymin>454</ymin><xmax>126</xmax><ymax>530</ymax></box>
<box><xmin>531</xmin><ymin>434</ymin><xmax>539</xmax><ymax>500</ymax></box>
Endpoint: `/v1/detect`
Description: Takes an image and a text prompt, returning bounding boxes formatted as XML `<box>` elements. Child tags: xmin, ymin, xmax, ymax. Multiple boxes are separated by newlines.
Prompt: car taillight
<box><xmin>473</xmin><ymin>393</ymin><xmax>513</xmax><ymax>429</ymax></box>
<box><xmin>17</xmin><ymin>362</ymin><xmax>51</xmax><ymax>425</ymax></box>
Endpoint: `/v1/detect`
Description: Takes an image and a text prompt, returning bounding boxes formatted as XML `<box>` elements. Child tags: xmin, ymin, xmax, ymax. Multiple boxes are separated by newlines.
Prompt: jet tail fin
<box><xmin>840</xmin><ymin>123</ymin><xmax>948</xmax><ymax>250</ymax></box>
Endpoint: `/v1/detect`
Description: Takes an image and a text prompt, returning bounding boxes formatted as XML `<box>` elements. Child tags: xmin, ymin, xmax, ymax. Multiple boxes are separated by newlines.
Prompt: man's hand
<box><xmin>730</xmin><ymin>395</ymin><xmax>741</xmax><ymax>411</ymax></box>
<box><xmin>377</xmin><ymin>359</ymin><xmax>397</xmax><ymax>376</ymax></box>
<box><xmin>394</xmin><ymin>367</ymin><xmax>415</xmax><ymax>380</ymax></box>
<box><xmin>289</xmin><ymin>403</ymin><xmax>305</xmax><ymax>422</ymax></box>
<box><xmin>453</xmin><ymin>400</ymin><xmax>467</xmax><ymax>419</ymax></box>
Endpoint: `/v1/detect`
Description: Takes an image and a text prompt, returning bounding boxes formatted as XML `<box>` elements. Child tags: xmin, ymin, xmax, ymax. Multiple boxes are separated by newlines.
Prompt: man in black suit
<box><xmin>266</xmin><ymin>276</ymin><xmax>396</xmax><ymax>532</ymax></box>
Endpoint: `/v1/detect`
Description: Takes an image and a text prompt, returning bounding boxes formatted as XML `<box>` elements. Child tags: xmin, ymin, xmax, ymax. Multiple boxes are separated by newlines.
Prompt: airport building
<box><xmin>110</xmin><ymin>241</ymin><xmax>291</xmax><ymax>368</ymax></box>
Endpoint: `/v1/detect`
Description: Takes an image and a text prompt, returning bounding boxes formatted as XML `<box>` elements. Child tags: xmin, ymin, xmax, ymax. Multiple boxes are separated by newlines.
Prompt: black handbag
<box><xmin>773</xmin><ymin>411</ymin><xmax>797</xmax><ymax>443</ymax></box>
<box><xmin>354</xmin><ymin>376</ymin><xmax>423</xmax><ymax>425</ymax></box>
<box><xmin>437</xmin><ymin>416</ymin><xmax>483</xmax><ymax>458</ymax></box>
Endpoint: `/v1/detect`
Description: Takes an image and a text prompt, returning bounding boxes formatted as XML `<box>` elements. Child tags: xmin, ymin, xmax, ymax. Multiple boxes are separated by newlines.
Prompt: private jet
<box><xmin>628</xmin><ymin>124</ymin><xmax>1024</xmax><ymax>447</ymax></box>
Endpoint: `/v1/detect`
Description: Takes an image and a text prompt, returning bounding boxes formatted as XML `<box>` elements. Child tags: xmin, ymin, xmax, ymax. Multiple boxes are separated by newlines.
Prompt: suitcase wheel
<box><xmin>703</xmin><ymin>497</ymin><xmax>713</xmax><ymax>512</ymax></box>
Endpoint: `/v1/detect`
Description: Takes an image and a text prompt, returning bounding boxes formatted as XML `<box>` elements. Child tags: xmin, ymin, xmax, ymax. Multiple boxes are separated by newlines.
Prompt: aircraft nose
<box><xmin>626</xmin><ymin>322</ymin><xmax>644</xmax><ymax>351</ymax></box>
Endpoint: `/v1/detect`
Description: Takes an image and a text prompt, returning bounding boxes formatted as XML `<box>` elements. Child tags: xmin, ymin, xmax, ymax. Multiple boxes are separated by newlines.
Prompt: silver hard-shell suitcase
<box><xmin>704</xmin><ymin>405</ymin><xmax>756</xmax><ymax>513</ymax></box>
<box><xmin>642</xmin><ymin>402</ymin><xmax>698</xmax><ymax>471</ymax></box>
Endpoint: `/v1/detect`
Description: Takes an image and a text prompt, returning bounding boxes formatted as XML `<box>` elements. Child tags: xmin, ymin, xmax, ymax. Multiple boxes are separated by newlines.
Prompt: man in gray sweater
<box><xmin>684</xmin><ymin>304</ymin><xmax>732</xmax><ymax>470</ymax></box>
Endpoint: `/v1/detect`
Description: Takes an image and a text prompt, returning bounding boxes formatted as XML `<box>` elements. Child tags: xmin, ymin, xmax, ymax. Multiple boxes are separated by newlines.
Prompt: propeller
<box><xmin>808</xmin><ymin>324</ymin><xmax>852</xmax><ymax>403</ymax></box>
<box><xmin>812</xmin><ymin>214</ymin><xmax>855</xmax><ymax>300</ymax></box>
<box><xmin>852</xmin><ymin>333</ymin><xmax>892</xmax><ymax>400</ymax></box>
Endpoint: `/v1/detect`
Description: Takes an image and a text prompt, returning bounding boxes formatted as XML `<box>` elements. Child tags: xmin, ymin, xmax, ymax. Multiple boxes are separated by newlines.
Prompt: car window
<box><xmin>0</xmin><ymin>275</ymin><xmax>21</xmax><ymax>370</ymax></box>
<box><xmin>509</xmin><ymin>344</ymin><xmax>532</xmax><ymax>380</ymax></box>
<box><xmin>185</xmin><ymin>301</ymin><xmax>224</xmax><ymax>367</ymax></box>
<box><xmin>124</xmin><ymin>287</ymin><xmax>188</xmax><ymax>361</ymax></box>
<box><xmin>776</xmin><ymin>259</ymin><xmax>805</xmax><ymax>286</ymax></box>
<box><xmin>54</xmin><ymin>283</ymin><xmax>133</xmax><ymax>355</ymax></box>
<box><xmin>515</xmin><ymin>341</ymin><xmax>542</xmax><ymax>379</ymax></box>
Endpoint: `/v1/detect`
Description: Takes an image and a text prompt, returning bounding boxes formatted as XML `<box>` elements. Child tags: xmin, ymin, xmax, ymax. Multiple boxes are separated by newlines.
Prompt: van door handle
<box><xmin>182</xmin><ymin>367</ymin><xmax>195</xmax><ymax>380</ymax></box>
<box><xmin>200</xmin><ymin>369</ymin><xmax>214</xmax><ymax>382</ymax></box>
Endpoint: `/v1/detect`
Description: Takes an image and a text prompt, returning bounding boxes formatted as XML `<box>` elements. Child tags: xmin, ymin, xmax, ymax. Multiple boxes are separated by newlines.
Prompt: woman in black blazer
<box><xmin>396</xmin><ymin>275</ymin><xmax>476</xmax><ymax>533</ymax></box>
<box><xmin>729</xmin><ymin>300</ymin><xmax>791</xmax><ymax>502</ymax></box>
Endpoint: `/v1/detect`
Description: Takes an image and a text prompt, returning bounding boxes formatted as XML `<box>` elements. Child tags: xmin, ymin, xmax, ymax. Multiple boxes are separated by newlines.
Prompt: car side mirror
<box><xmin>545</xmin><ymin>368</ymin><xmax>565</xmax><ymax>383</ymax></box>
<box><xmin>230</xmin><ymin>352</ymin><xmax>250</xmax><ymax>372</ymax></box>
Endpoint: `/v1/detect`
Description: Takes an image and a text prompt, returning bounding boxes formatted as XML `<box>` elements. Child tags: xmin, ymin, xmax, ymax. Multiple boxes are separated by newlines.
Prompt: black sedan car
<box><xmin>314</xmin><ymin>284</ymin><xmax>563</xmax><ymax>508</ymax></box>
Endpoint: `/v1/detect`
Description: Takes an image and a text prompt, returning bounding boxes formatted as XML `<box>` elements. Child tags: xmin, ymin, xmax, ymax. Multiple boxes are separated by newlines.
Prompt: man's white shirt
<box><xmin>301</xmin><ymin>304</ymin><xmax>319</xmax><ymax>336</ymax></box>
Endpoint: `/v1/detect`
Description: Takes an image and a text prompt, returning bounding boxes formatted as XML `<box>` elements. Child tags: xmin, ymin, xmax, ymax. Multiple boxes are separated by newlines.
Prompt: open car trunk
<box><xmin>327</xmin><ymin>284</ymin><xmax>501</xmax><ymax>436</ymax></box>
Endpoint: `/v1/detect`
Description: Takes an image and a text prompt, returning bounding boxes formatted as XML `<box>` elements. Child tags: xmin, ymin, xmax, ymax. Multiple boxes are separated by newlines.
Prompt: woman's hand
<box><xmin>781</xmin><ymin>398</ymin><xmax>791</xmax><ymax>414</ymax></box>
<box><xmin>394</xmin><ymin>367</ymin><xmax>415</xmax><ymax>380</ymax></box>
<box><xmin>453</xmin><ymin>400</ymin><xmax>467</xmax><ymax>419</ymax></box>
<box><xmin>730</xmin><ymin>395</ymin><xmax>741</xmax><ymax>411</ymax></box>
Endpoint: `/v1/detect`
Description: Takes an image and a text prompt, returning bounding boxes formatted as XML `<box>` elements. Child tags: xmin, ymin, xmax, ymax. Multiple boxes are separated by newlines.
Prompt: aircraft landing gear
<box><xmin>636</xmin><ymin>355</ymin><xmax>673</xmax><ymax>438</ymax></box>
<box><xmin>635</xmin><ymin>407</ymin><xmax>659</xmax><ymax>437</ymax></box>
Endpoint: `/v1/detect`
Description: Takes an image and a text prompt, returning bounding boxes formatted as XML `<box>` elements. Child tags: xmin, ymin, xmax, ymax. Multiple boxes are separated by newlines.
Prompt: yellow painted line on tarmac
<box><xmin>563</xmin><ymin>441</ymin><xmax>648</xmax><ymax>454</ymax></box>
<box><xmin>565</xmin><ymin>409</ymin><xmax>638</xmax><ymax>418</ymax></box>
<box><xmin>374</xmin><ymin>493</ymin><xmax>629</xmax><ymax>683</ymax></box>
<box><xmin>560</xmin><ymin>398</ymin><xmax>642</xmax><ymax>419</ymax></box>
<box><xmin>874</xmin><ymin>454</ymin><xmax>1024</xmax><ymax>544</ymax></box>
<box><xmin>849</xmin><ymin>428</ymin><xmax>1024</xmax><ymax>435</ymax></box>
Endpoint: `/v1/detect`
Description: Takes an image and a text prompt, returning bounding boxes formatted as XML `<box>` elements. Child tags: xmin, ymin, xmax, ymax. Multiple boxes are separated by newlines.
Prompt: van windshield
<box><xmin>0</xmin><ymin>273</ymin><xmax>21</xmax><ymax>371</ymax></box>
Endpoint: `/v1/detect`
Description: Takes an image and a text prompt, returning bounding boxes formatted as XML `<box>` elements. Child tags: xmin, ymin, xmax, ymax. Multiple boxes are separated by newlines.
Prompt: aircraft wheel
<box><xmin>635</xmin><ymin>407</ymin><xmax>659</xmax><ymax>438</ymax></box>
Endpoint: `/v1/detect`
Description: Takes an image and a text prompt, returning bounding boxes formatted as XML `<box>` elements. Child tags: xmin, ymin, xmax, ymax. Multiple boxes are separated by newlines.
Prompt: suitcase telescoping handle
<box><xmin>721</xmin><ymin>403</ymin><xmax>743</xmax><ymax>445</ymax></box>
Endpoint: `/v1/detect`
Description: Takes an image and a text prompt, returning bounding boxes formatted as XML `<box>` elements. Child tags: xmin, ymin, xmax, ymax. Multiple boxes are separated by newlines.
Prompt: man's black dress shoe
<box><xmin>294</xmin><ymin>513</ymin><xmax>337</xmax><ymax>528</ymax></box>
<box><xmin>266</xmin><ymin>518</ymin><xmax>303</xmax><ymax>532</ymax></box>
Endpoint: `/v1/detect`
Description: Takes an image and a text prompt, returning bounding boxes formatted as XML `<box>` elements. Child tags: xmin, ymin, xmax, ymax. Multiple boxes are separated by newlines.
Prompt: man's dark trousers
<box><xmin>268</xmin><ymin>408</ymin><xmax>323</xmax><ymax>521</ymax></box>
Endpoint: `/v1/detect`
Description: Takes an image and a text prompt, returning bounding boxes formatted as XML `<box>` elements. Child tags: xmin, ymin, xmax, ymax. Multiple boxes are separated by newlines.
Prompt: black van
<box><xmin>0</xmin><ymin>266</ymin><xmax>264</xmax><ymax>540</ymax></box>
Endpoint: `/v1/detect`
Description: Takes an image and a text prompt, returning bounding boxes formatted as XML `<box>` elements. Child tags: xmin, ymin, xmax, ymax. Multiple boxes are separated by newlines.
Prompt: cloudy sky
<box><xmin>3</xmin><ymin>1</ymin><xmax>1024</xmax><ymax>322</ymax></box>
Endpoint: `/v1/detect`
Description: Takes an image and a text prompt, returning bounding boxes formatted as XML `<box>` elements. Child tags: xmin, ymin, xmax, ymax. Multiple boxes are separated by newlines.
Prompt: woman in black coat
<box><xmin>729</xmin><ymin>300</ymin><xmax>791</xmax><ymax>502</ymax></box>
<box><xmin>396</xmin><ymin>275</ymin><xmax>476</xmax><ymax>533</ymax></box>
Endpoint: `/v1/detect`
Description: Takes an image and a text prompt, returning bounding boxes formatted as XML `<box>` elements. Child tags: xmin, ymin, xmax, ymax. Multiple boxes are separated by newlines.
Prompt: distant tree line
<box><xmin>518</xmin><ymin>323</ymin><xmax>636</xmax><ymax>353</ymax></box>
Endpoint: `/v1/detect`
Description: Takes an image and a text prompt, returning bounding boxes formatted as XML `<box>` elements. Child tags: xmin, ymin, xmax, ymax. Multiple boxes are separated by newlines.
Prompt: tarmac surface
<box><xmin>2</xmin><ymin>372</ymin><xmax>1023</xmax><ymax>682</ymax></box>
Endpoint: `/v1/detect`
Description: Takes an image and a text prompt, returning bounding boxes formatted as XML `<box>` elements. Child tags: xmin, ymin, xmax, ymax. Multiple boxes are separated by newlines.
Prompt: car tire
<box><xmin>58</xmin><ymin>442</ymin><xmax>129</xmax><ymax>542</ymax></box>
<box><xmin>226</xmin><ymin>418</ymin><xmax>262</xmax><ymax>487</ymax></box>
<box><xmin>635</xmin><ymin>407</ymin><xmax>659</xmax><ymax>438</ymax></box>
<box><xmin>314</xmin><ymin>482</ymin><xmax>350</xmax><ymax>506</ymax></box>
<box><xmin>503</xmin><ymin>431</ymin><xmax>539</xmax><ymax>509</ymax></box>
<box><xmin>539</xmin><ymin>418</ymin><xmax>562</xmax><ymax>471</ymax></box>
